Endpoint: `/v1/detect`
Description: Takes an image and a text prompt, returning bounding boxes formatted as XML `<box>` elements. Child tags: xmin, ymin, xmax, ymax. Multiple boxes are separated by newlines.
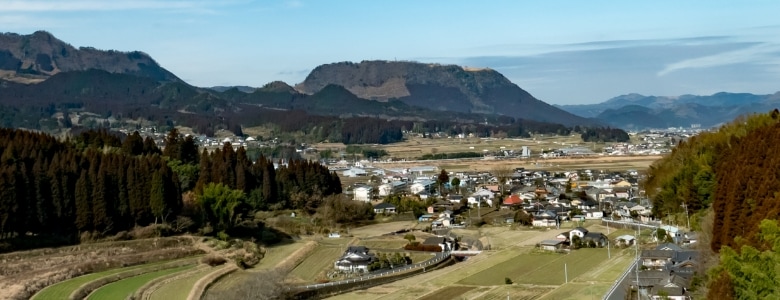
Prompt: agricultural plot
<box><xmin>32</xmin><ymin>259</ymin><xmax>186</xmax><ymax>300</ymax></box>
<box><xmin>357</xmin><ymin>239</ymin><xmax>409</xmax><ymax>250</ymax></box>
<box><xmin>539</xmin><ymin>282</ymin><xmax>612</xmax><ymax>300</ymax></box>
<box><xmin>474</xmin><ymin>285</ymin><xmax>555</xmax><ymax>300</ymax></box>
<box><xmin>289</xmin><ymin>245</ymin><xmax>345</xmax><ymax>282</ymax></box>
<box><xmin>459</xmin><ymin>248</ymin><xmax>610</xmax><ymax>286</ymax></box>
<box><xmin>255</xmin><ymin>240</ymin><xmax>307</xmax><ymax>269</ymax></box>
<box><xmin>87</xmin><ymin>265</ymin><xmax>193</xmax><ymax>299</ymax></box>
<box><xmin>418</xmin><ymin>286</ymin><xmax>475</xmax><ymax>300</ymax></box>
<box><xmin>149</xmin><ymin>266</ymin><xmax>215</xmax><ymax>300</ymax></box>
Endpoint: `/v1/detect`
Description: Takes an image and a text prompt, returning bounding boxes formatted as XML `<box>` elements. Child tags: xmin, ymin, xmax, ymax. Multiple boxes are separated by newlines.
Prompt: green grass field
<box><xmin>459</xmin><ymin>248</ymin><xmax>610</xmax><ymax>286</ymax></box>
<box><xmin>149</xmin><ymin>266</ymin><xmax>215</xmax><ymax>300</ymax></box>
<box><xmin>87</xmin><ymin>265</ymin><xmax>193</xmax><ymax>300</ymax></box>
<box><xmin>289</xmin><ymin>245</ymin><xmax>344</xmax><ymax>282</ymax></box>
<box><xmin>32</xmin><ymin>259</ymin><xmax>182</xmax><ymax>300</ymax></box>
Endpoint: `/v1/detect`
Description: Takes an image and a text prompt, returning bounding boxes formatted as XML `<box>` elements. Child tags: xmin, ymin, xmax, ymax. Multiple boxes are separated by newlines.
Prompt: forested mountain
<box><xmin>0</xmin><ymin>31</ymin><xmax>180</xmax><ymax>83</ymax></box>
<box><xmin>295</xmin><ymin>60</ymin><xmax>600</xmax><ymax>126</ymax></box>
<box><xmin>558</xmin><ymin>92</ymin><xmax>780</xmax><ymax>129</ymax></box>
<box><xmin>0</xmin><ymin>32</ymin><xmax>628</xmax><ymax>143</ymax></box>
<box><xmin>0</xmin><ymin>128</ymin><xmax>342</xmax><ymax>251</ymax></box>
<box><xmin>645</xmin><ymin>109</ymin><xmax>780</xmax><ymax>298</ymax></box>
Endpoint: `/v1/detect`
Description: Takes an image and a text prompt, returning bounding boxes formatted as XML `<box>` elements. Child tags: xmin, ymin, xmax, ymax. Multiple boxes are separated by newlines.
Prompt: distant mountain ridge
<box><xmin>0</xmin><ymin>31</ymin><xmax>180</xmax><ymax>83</ymax></box>
<box><xmin>557</xmin><ymin>92</ymin><xmax>780</xmax><ymax>129</ymax></box>
<box><xmin>296</xmin><ymin>60</ymin><xmax>598</xmax><ymax>126</ymax></box>
<box><xmin>0</xmin><ymin>31</ymin><xmax>624</xmax><ymax>141</ymax></box>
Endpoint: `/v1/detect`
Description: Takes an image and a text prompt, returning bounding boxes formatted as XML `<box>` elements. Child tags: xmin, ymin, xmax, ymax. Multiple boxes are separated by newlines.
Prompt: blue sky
<box><xmin>2</xmin><ymin>0</ymin><xmax>780</xmax><ymax>104</ymax></box>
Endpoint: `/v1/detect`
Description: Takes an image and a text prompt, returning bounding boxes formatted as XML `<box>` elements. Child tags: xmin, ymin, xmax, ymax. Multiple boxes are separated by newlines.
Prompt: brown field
<box><xmin>373</xmin><ymin>155</ymin><xmax>661</xmax><ymax>173</ymax></box>
<box><xmin>418</xmin><ymin>286</ymin><xmax>476</xmax><ymax>300</ymax></box>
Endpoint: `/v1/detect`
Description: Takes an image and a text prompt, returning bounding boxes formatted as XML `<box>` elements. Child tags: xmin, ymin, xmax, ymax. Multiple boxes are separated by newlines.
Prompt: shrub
<box><xmin>403</xmin><ymin>244</ymin><xmax>442</xmax><ymax>252</ymax></box>
<box><xmin>202</xmin><ymin>255</ymin><xmax>228</xmax><ymax>266</ymax></box>
<box><xmin>217</xmin><ymin>231</ymin><xmax>230</xmax><ymax>241</ymax></box>
<box><xmin>505</xmin><ymin>277</ymin><xmax>513</xmax><ymax>284</ymax></box>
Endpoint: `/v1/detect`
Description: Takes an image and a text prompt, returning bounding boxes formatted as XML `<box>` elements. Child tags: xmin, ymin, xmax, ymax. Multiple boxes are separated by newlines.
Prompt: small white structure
<box><xmin>520</xmin><ymin>146</ymin><xmax>531</xmax><ymax>158</ymax></box>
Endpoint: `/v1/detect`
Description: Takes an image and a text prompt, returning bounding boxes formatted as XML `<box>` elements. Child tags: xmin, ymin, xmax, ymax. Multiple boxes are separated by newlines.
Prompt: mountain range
<box><xmin>0</xmin><ymin>31</ymin><xmax>179</xmax><ymax>84</ymax></box>
<box><xmin>0</xmin><ymin>31</ymin><xmax>613</xmax><ymax>141</ymax></box>
<box><xmin>557</xmin><ymin>93</ymin><xmax>780</xmax><ymax>129</ymax></box>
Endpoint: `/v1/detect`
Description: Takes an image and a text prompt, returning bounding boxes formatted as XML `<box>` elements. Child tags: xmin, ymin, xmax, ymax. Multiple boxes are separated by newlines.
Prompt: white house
<box><xmin>334</xmin><ymin>246</ymin><xmax>376</xmax><ymax>273</ymax></box>
<box><xmin>353</xmin><ymin>186</ymin><xmax>373</xmax><ymax>202</ymax></box>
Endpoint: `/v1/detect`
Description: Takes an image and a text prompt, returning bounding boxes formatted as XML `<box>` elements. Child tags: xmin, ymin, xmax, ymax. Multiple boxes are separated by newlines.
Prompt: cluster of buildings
<box><xmin>634</xmin><ymin>243</ymin><xmax>699</xmax><ymax>299</ymax></box>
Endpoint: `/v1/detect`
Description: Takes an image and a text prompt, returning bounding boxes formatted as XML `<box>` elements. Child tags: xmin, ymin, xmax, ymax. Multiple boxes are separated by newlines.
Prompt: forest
<box><xmin>645</xmin><ymin>109</ymin><xmax>780</xmax><ymax>298</ymax></box>
<box><xmin>0</xmin><ymin>127</ymin><xmax>346</xmax><ymax>252</ymax></box>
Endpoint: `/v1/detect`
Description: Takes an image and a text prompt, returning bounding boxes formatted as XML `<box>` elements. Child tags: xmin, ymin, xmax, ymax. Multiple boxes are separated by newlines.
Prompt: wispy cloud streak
<box><xmin>658</xmin><ymin>43</ymin><xmax>780</xmax><ymax>76</ymax></box>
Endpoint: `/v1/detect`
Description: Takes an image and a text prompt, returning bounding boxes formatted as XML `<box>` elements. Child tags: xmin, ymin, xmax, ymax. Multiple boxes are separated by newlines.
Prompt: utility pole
<box><xmin>682</xmin><ymin>202</ymin><xmax>690</xmax><ymax>230</ymax></box>
<box><xmin>565</xmin><ymin>263</ymin><xmax>568</xmax><ymax>283</ymax></box>
<box><xmin>635</xmin><ymin>225</ymin><xmax>640</xmax><ymax>300</ymax></box>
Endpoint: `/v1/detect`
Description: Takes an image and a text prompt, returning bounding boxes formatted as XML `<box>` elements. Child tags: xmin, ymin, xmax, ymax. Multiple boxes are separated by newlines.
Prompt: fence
<box><xmin>602</xmin><ymin>219</ymin><xmax>659</xmax><ymax>231</ymax></box>
<box><xmin>602</xmin><ymin>258</ymin><xmax>638</xmax><ymax>300</ymax></box>
<box><xmin>290</xmin><ymin>251</ymin><xmax>453</xmax><ymax>299</ymax></box>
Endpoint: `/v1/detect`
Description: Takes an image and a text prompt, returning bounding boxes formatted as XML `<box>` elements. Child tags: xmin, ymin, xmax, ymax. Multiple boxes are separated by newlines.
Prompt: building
<box><xmin>353</xmin><ymin>186</ymin><xmax>373</xmax><ymax>202</ymax></box>
<box><xmin>540</xmin><ymin>239</ymin><xmax>564</xmax><ymax>251</ymax></box>
<box><xmin>334</xmin><ymin>246</ymin><xmax>377</xmax><ymax>273</ymax></box>
<box><xmin>378</xmin><ymin>181</ymin><xmax>407</xmax><ymax>196</ymax></box>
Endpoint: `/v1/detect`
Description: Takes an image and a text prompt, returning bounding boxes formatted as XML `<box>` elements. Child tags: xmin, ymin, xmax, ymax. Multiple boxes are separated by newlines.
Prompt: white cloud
<box><xmin>658</xmin><ymin>43</ymin><xmax>780</xmax><ymax>76</ymax></box>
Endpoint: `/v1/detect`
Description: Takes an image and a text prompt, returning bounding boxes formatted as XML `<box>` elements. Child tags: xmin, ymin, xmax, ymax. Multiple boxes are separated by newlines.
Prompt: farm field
<box><xmin>31</xmin><ymin>258</ymin><xmax>192</xmax><ymax>300</ymax></box>
<box><xmin>357</xmin><ymin>239</ymin><xmax>410</xmax><ymax>249</ymax></box>
<box><xmin>539</xmin><ymin>282</ymin><xmax>613</xmax><ymax>300</ymax></box>
<box><xmin>459</xmin><ymin>248</ymin><xmax>610</xmax><ymax>286</ymax></box>
<box><xmin>418</xmin><ymin>286</ymin><xmax>476</xmax><ymax>300</ymax></box>
<box><xmin>148</xmin><ymin>266</ymin><xmax>216</xmax><ymax>300</ymax></box>
<box><xmin>289</xmin><ymin>245</ymin><xmax>345</xmax><ymax>282</ymax></box>
<box><xmin>87</xmin><ymin>265</ymin><xmax>193</xmax><ymax>299</ymax></box>
<box><xmin>328</xmin><ymin>222</ymin><xmax>635</xmax><ymax>300</ymax></box>
<box><xmin>255</xmin><ymin>240</ymin><xmax>308</xmax><ymax>269</ymax></box>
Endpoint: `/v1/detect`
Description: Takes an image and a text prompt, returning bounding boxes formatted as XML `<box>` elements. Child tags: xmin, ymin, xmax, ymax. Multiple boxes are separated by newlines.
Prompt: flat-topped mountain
<box><xmin>295</xmin><ymin>60</ymin><xmax>597</xmax><ymax>126</ymax></box>
<box><xmin>0</xmin><ymin>31</ymin><xmax>180</xmax><ymax>83</ymax></box>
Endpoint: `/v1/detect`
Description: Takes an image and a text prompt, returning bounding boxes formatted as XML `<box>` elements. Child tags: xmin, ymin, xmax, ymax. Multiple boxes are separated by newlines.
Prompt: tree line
<box><xmin>645</xmin><ymin>109</ymin><xmax>780</xmax><ymax>298</ymax></box>
<box><xmin>0</xmin><ymin>127</ymin><xmax>342</xmax><ymax>250</ymax></box>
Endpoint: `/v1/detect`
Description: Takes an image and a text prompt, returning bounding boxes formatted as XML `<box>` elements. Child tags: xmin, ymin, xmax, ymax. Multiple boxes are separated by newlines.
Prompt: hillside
<box><xmin>645</xmin><ymin>109</ymin><xmax>780</xmax><ymax>298</ymax></box>
<box><xmin>295</xmin><ymin>60</ymin><xmax>598</xmax><ymax>126</ymax></box>
<box><xmin>0</xmin><ymin>31</ymin><xmax>180</xmax><ymax>83</ymax></box>
<box><xmin>558</xmin><ymin>92</ymin><xmax>780</xmax><ymax>129</ymax></box>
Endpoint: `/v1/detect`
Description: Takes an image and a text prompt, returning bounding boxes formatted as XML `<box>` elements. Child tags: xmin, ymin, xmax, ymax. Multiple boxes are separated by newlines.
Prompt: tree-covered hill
<box><xmin>645</xmin><ymin>109</ymin><xmax>780</xmax><ymax>298</ymax></box>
